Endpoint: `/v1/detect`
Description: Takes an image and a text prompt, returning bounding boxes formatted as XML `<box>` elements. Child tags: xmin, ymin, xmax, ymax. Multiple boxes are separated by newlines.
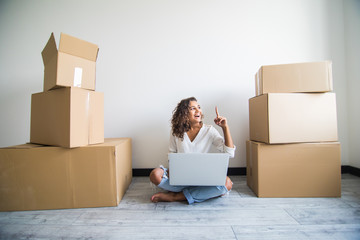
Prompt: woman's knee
<box><xmin>149</xmin><ymin>168</ymin><xmax>164</xmax><ymax>185</ymax></box>
<box><xmin>225</xmin><ymin>177</ymin><xmax>233</xmax><ymax>191</ymax></box>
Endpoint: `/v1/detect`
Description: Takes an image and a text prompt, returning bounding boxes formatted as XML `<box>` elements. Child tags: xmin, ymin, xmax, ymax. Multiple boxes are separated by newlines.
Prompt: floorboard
<box><xmin>0</xmin><ymin>174</ymin><xmax>359</xmax><ymax>239</ymax></box>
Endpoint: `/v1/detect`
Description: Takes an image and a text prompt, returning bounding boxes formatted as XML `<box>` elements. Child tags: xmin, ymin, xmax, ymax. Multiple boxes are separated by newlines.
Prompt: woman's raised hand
<box><xmin>214</xmin><ymin>106</ymin><xmax>228</xmax><ymax>128</ymax></box>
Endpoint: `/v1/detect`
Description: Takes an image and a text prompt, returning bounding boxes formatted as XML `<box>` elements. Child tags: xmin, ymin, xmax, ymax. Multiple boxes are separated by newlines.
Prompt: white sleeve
<box><xmin>168</xmin><ymin>133</ymin><xmax>177</xmax><ymax>153</ymax></box>
<box><xmin>210</xmin><ymin>126</ymin><xmax>236</xmax><ymax>158</ymax></box>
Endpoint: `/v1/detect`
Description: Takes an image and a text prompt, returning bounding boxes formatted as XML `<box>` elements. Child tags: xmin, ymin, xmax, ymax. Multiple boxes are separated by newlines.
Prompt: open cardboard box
<box><xmin>0</xmin><ymin>138</ymin><xmax>132</xmax><ymax>211</ymax></box>
<box><xmin>42</xmin><ymin>32</ymin><xmax>99</xmax><ymax>91</ymax></box>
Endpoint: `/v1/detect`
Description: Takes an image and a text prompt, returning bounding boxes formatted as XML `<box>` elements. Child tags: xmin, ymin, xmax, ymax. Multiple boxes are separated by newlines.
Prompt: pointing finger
<box><xmin>215</xmin><ymin>106</ymin><xmax>219</xmax><ymax>118</ymax></box>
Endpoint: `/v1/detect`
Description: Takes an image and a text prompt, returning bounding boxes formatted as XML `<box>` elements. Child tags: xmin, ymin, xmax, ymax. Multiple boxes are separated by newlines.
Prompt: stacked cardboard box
<box><xmin>0</xmin><ymin>33</ymin><xmax>132</xmax><ymax>211</ymax></box>
<box><xmin>247</xmin><ymin>61</ymin><xmax>341</xmax><ymax>197</ymax></box>
<box><xmin>0</xmin><ymin>139</ymin><xmax>132</xmax><ymax>211</ymax></box>
<box><xmin>31</xmin><ymin>32</ymin><xmax>104</xmax><ymax>148</ymax></box>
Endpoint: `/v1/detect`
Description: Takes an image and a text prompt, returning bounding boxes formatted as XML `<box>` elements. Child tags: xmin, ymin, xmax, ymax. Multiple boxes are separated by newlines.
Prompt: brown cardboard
<box><xmin>0</xmin><ymin>138</ymin><xmax>132</xmax><ymax>211</ymax></box>
<box><xmin>246</xmin><ymin>141</ymin><xmax>341</xmax><ymax>197</ymax></box>
<box><xmin>42</xmin><ymin>32</ymin><xmax>99</xmax><ymax>91</ymax></box>
<box><xmin>249</xmin><ymin>93</ymin><xmax>338</xmax><ymax>144</ymax></box>
<box><xmin>255</xmin><ymin>61</ymin><xmax>333</xmax><ymax>96</ymax></box>
<box><xmin>30</xmin><ymin>87</ymin><xmax>104</xmax><ymax>148</ymax></box>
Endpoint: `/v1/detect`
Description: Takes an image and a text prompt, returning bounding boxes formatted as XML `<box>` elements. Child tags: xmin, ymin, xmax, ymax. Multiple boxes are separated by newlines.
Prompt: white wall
<box><xmin>344</xmin><ymin>0</ymin><xmax>360</xmax><ymax>169</ymax></box>
<box><xmin>0</xmin><ymin>0</ymin><xmax>354</xmax><ymax>168</ymax></box>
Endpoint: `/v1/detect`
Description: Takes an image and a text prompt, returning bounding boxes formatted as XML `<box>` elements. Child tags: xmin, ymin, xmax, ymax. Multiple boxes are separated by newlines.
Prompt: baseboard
<box><xmin>341</xmin><ymin>165</ymin><xmax>360</xmax><ymax>177</ymax></box>
<box><xmin>132</xmin><ymin>168</ymin><xmax>152</xmax><ymax>176</ymax></box>
<box><xmin>227</xmin><ymin>167</ymin><xmax>246</xmax><ymax>176</ymax></box>
<box><xmin>133</xmin><ymin>166</ymin><xmax>360</xmax><ymax>177</ymax></box>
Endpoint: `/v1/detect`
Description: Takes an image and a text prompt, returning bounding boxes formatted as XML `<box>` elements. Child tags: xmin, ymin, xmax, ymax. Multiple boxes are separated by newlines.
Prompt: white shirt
<box><xmin>169</xmin><ymin>124</ymin><xmax>236</xmax><ymax>158</ymax></box>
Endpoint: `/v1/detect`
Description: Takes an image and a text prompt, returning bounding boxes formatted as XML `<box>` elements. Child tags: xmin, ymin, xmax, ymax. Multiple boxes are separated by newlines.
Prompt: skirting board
<box><xmin>133</xmin><ymin>165</ymin><xmax>360</xmax><ymax>177</ymax></box>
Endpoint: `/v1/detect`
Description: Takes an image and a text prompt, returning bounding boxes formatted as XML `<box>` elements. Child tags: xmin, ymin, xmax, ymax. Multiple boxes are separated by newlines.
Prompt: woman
<box><xmin>150</xmin><ymin>97</ymin><xmax>236</xmax><ymax>204</ymax></box>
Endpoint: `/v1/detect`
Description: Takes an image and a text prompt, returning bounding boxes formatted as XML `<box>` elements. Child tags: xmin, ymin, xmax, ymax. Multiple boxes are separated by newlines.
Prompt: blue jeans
<box><xmin>157</xmin><ymin>166</ymin><xmax>229</xmax><ymax>204</ymax></box>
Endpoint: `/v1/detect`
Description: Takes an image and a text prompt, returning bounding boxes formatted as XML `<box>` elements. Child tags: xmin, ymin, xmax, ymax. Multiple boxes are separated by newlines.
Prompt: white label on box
<box><xmin>74</xmin><ymin>67</ymin><xmax>83</xmax><ymax>87</ymax></box>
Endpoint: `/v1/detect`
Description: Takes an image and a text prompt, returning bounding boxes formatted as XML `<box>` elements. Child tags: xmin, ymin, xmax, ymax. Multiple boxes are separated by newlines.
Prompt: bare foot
<box><xmin>151</xmin><ymin>192</ymin><xmax>186</xmax><ymax>203</ymax></box>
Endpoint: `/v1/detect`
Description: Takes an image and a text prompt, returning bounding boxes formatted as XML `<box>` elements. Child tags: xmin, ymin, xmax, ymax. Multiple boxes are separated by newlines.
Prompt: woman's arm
<box><xmin>169</xmin><ymin>133</ymin><xmax>178</xmax><ymax>153</ymax></box>
<box><xmin>214</xmin><ymin>106</ymin><xmax>234</xmax><ymax>148</ymax></box>
<box><xmin>221</xmin><ymin>124</ymin><xmax>234</xmax><ymax>148</ymax></box>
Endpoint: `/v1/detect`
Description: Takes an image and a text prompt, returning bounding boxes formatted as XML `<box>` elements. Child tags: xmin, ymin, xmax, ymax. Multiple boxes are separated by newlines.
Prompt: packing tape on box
<box><xmin>248</xmin><ymin>142</ymin><xmax>252</xmax><ymax>177</ymax></box>
<box><xmin>255</xmin><ymin>68</ymin><xmax>263</xmax><ymax>96</ymax></box>
<box><xmin>86</xmin><ymin>91</ymin><xmax>91</xmax><ymax>143</ymax></box>
<box><xmin>255</xmin><ymin>72</ymin><xmax>260</xmax><ymax>96</ymax></box>
<box><xmin>74</xmin><ymin>67</ymin><xmax>83</xmax><ymax>87</ymax></box>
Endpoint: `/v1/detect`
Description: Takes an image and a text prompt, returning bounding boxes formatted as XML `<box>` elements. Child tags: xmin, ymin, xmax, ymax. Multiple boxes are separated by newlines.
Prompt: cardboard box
<box><xmin>246</xmin><ymin>140</ymin><xmax>341</xmax><ymax>197</ymax></box>
<box><xmin>255</xmin><ymin>61</ymin><xmax>333</xmax><ymax>96</ymax></box>
<box><xmin>42</xmin><ymin>32</ymin><xmax>99</xmax><ymax>91</ymax></box>
<box><xmin>249</xmin><ymin>93</ymin><xmax>338</xmax><ymax>144</ymax></box>
<box><xmin>0</xmin><ymin>138</ymin><xmax>132</xmax><ymax>211</ymax></box>
<box><xmin>30</xmin><ymin>87</ymin><xmax>104</xmax><ymax>148</ymax></box>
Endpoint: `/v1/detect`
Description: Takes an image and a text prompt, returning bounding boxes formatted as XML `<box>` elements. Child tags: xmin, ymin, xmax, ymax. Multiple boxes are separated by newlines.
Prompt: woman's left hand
<box><xmin>214</xmin><ymin>106</ymin><xmax>228</xmax><ymax>128</ymax></box>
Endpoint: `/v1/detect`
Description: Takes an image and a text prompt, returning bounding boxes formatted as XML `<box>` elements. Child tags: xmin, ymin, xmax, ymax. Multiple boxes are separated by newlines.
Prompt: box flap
<box><xmin>250</xmin><ymin>141</ymin><xmax>341</xmax><ymax>197</ymax></box>
<box><xmin>328</xmin><ymin>61</ymin><xmax>333</xmax><ymax>90</ymax></box>
<box><xmin>59</xmin><ymin>33</ymin><xmax>98</xmax><ymax>61</ymax></box>
<box><xmin>249</xmin><ymin>94</ymin><xmax>269</xmax><ymax>143</ymax></box>
<box><xmin>41</xmin><ymin>32</ymin><xmax>58</xmax><ymax>65</ymax></box>
<box><xmin>88</xmin><ymin>91</ymin><xmax>104</xmax><ymax>144</ymax></box>
<box><xmin>267</xmin><ymin>93</ymin><xmax>338</xmax><ymax>143</ymax></box>
<box><xmin>30</xmin><ymin>88</ymin><xmax>72</xmax><ymax>148</ymax></box>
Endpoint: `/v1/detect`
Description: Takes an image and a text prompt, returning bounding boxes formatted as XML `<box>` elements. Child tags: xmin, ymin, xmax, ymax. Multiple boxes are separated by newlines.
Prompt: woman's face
<box><xmin>188</xmin><ymin>101</ymin><xmax>202</xmax><ymax>124</ymax></box>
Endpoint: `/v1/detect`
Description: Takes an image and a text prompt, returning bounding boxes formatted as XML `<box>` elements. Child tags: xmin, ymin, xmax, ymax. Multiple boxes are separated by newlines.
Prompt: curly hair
<box><xmin>171</xmin><ymin>97</ymin><xmax>202</xmax><ymax>140</ymax></box>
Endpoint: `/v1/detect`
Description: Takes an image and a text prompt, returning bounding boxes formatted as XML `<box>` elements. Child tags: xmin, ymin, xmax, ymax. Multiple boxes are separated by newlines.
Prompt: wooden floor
<box><xmin>0</xmin><ymin>174</ymin><xmax>359</xmax><ymax>239</ymax></box>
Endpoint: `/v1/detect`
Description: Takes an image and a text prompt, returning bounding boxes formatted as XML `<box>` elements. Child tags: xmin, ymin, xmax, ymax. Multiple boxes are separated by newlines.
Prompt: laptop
<box><xmin>168</xmin><ymin>153</ymin><xmax>230</xmax><ymax>186</ymax></box>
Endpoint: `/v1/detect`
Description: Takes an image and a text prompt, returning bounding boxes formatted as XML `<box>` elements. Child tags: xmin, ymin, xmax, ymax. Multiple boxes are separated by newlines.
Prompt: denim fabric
<box><xmin>157</xmin><ymin>166</ymin><xmax>187</xmax><ymax>193</ymax></box>
<box><xmin>157</xmin><ymin>166</ymin><xmax>229</xmax><ymax>204</ymax></box>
